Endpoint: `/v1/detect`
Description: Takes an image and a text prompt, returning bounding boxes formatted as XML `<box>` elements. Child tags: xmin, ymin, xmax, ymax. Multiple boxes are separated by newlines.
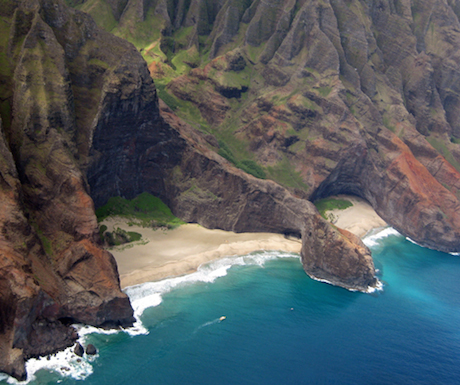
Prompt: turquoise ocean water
<box><xmin>2</xmin><ymin>228</ymin><xmax>460</xmax><ymax>385</ymax></box>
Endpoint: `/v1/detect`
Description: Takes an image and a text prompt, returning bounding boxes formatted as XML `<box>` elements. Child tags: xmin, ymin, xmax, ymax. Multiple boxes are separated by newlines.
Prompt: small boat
<box><xmin>219</xmin><ymin>316</ymin><xmax>226</xmax><ymax>321</ymax></box>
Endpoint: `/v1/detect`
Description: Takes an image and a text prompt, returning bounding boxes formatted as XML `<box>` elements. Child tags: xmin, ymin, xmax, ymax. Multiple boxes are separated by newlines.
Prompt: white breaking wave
<box><xmin>124</xmin><ymin>250</ymin><xmax>300</xmax><ymax>318</ymax></box>
<box><xmin>308</xmin><ymin>275</ymin><xmax>384</xmax><ymax>293</ymax></box>
<box><xmin>363</xmin><ymin>227</ymin><xmax>401</xmax><ymax>247</ymax></box>
<box><xmin>74</xmin><ymin>316</ymin><xmax>148</xmax><ymax>339</ymax></box>
<box><xmin>363</xmin><ymin>226</ymin><xmax>460</xmax><ymax>256</ymax></box>
<box><xmin>365</xmin><ymin>279</ymin><xmax>384</xmax><ymax>293</ymax></box>
<box><xmin>405</xmin><ymin>236</ymin><xmax>423</xmax><ymax>247</ymax></box>
<box><xmin>25</xmin><ymin>347</ymin><xmax>94</xmax><ymax>383</ymax></box>
<box><xmin>1</xmin><ymin>342</ymin><xmax>95</xmax><ymax>385</ymax></box>
<box><xmin>1</xmin><ymin>299</ymin><xmax>152</xmax><ymax>384</ymax></box>
<box><xmin>0</xmin><ymin>250</ymin><xmax>307</xmax><ymax>384</ymax></box>
<box><xmin>405</xmin><ymin>237</ymin><xmax>460</xmax><ymax>256</ymax></box>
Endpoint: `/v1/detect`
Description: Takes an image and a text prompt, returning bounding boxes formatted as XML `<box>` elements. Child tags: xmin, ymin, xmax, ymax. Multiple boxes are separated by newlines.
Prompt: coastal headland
<box><xmin>2</xmin><ymin>0</ymin><xmax>460</xmax><ymax>379</ymax></box>
<box><xmin>105</xmin><ymin>196</ymin><xmax>386</xmax><ymax>288</ymax></box>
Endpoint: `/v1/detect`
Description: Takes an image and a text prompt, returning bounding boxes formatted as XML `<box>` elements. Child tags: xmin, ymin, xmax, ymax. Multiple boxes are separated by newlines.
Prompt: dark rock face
<box><xmin>74</xmin><ymin>343</ymin><xmax>84</xmax><ymax>357</ymax></box>
<box><xmin>92</xmin><ymin>0</ymin><xmax>460</xmax><ymax>253</ymax></box>
<box><xmin>3</xmin><ymin>0</ymin><xmax>460</xmax><ymax>380</ymax></box>
<box><xmin>0</xmin><ymin>0</ymin><xmax>137</xmax><ymax>379</ymax></box>
<box><xmin>86</xmin><ymin>69</ymin><xmax>186</xmax><ymax>207</ymax></box>
<box><xmin>85</xmin><ymin>344</ymin><xmax>97</xmax><ymax>355</ymax></box>
<box><xmin>301</xmin><ymin>222</ymin><xmax>376</xmax><ymax>291</ymax></box>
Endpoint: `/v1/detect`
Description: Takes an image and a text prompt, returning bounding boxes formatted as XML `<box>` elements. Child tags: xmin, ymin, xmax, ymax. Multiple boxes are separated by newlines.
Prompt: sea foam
<box><xmin>1</xmin><ymin>300</ymin><xmax>150</xmax><ymax>384</ymax></box>
<box><xmin>405</xmin><ymin>236</ymin><xmax>426</xmax><ymax>248</ymax></box>
<box><xmin>363</xmin><ymin>227</ymin><xmax>401</xmax><ymax>247</ymax></box>
<box><xmin>1</xmin><ymin>340</ymin><xmax>95</xmax><ymax>385</ymax></box>
<box><xmin>125</xmin><ymin>250</ymin><xmax>301</xmax><ymax>318</ymax></box>
<box><xmin>404</xmin><ymin>235</ymin><xmax>460</xmax><ymax>256</ymax></box>
<box><xmin>308</xmin><ymin>274</ymin><xmax>383</xmax><ymax>293</ymax></box>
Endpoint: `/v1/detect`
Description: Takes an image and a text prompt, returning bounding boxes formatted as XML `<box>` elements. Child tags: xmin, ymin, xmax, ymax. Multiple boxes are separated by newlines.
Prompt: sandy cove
<box><xmin>104</xmin><ymin>195</ymin><xmax>387</xmax><ymax>288</ymax></box>
<box><xmin>326</xmin><ymin>195</ymin><xmax>387</xmax><ymax>238</ymax></box>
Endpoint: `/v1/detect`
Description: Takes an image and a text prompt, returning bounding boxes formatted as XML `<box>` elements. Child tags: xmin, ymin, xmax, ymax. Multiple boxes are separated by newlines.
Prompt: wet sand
<box><xmin>104</xmin><ymin>195</ymin><xmax>386</xmax><ymax>288</ymax></box>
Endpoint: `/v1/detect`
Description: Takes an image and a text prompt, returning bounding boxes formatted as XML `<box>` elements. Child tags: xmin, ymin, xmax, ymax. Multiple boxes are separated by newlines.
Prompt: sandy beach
<box><xmin>326</xmin><ymin>195</ymin><xmax>387</xmax><ymax>238</ymax></box>
<box><xmin>105</xmin><ymin>195</ymin><xmax>386</xmax><ymax>288</ymax></box>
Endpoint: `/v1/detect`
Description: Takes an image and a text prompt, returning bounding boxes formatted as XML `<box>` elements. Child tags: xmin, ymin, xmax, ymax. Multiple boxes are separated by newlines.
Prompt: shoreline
<box><xmin>325</xmin><ymin>195</ymin><xmax>387</xmax><ymax>238</ymax></box>
<box><xmin>104</xmin><ymin>195</ymin><xmax>387</xmax><ymax>288</ymax></box>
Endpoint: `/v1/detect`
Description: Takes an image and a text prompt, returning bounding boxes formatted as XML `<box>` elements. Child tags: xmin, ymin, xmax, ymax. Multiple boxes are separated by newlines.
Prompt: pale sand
<box><xmin>325</xmin><ymin>195</ymin><xmax>387</xmax><ymax>238</ymax></box>
<box><xmin>103</xmin><ymin>219</ymin><xmax>302</xmax><ymax>288</ymax></box>
<box><xmin>104</xmin><ymin>195</ymin><xmax>386</xmax><ymax>288</ymax></box>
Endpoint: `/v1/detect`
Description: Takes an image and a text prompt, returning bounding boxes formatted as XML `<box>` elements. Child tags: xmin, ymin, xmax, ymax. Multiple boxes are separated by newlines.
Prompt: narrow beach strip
<box><xmin>105</xmin><ymin>195</ymin><xmax>387</xmax><ymax>288</ymax></box>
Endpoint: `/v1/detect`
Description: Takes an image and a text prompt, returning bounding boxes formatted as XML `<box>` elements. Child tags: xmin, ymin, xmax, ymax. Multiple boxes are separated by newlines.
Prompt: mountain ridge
<box><xmin>2</xmin><ymin>0</ymin><xmax>460</xmax><ymax>379</ymax></box>
<box><xmin>75</xmin><ymin>0</ymin><xmax>460</xmax><ymax>252</ymax></box>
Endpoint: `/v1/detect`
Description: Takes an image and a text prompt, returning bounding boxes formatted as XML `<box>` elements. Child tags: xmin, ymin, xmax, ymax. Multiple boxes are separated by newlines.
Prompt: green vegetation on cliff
<box><xmin>218</xmin><ymin>141</ymin><xmax>266</xmax><ymax>179</ymax></box>
<box><xmin>68</xmin><ymin>0</ymin><xmax>460</xmax><ymax>225</ymax></box>
<box><xmin>96</xmin><ymin>192</ymin><xmax>184</xmax><ymax>229</ymax></box>
<box><xmin>65</xmin><ymin>0</ymin><xmax>278</xmax><ymax>184</ymax></box>
<box><xmin>314</xmin><ymin>198</ymin><xmax>353</xmax><ymax>220</ymax></box>
<box><xmin>102</xmin><ymin>227</ymin><xmax>143</xmax><ymax>246</ymax></box>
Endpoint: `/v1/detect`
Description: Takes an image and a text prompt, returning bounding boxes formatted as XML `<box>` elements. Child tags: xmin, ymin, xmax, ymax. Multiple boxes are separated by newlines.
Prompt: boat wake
<box><xmin>196</xmin><ymin>316</ymin><xmax>227</xmax><ymax>332</ymax></box>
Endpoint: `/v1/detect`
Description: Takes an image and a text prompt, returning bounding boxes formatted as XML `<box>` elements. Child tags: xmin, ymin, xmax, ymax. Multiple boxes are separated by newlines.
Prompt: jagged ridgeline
<box><xmin>0</xmin><ymin>0</ymin><xmax>369</xmax><ymax>378</ymax></box>
<box><xmin>3</xmin><ymin>0</ymin><xmax>460</xmax><ymax>380</ymax></box>
<box><xmin>69</xmin><ymin>0</ymin><xmax>460</xmax><ymax>251</ymax></box>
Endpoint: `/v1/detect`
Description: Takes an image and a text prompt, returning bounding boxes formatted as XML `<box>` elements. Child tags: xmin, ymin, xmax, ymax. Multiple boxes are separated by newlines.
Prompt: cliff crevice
<box><xmin>0</xmin><ymin>0</ymin><xmax>138</xmax><ymax>379</ymax></box>
<box><xmin>3</xmin><ymin>0</ymin><xmax>460</xmax><ymax>380</ymax></box>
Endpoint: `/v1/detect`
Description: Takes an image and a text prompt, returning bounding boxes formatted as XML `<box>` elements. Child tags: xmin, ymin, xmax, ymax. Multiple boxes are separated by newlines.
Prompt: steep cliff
<box><xmin>3</xmin><ymin>0</ymin><xmax>460</xmax><ymax>379</ymax></box>
<box><xmin>0</xmin><ymin>0</ymin><xmax>139</xmax><ymax>379</ymax></box>
<box><xmin>83</xmin><ymin>49</ymin><xmax>377</xmax><ymax>295</ymax></box>
<box><xmin>0</xmin><ymin>0</ymin><xmax>378</xmax><ymax>380</ymax></box>
<box><xmin>159</xmin><ymin>101</ymin><xmax>377</xmax><ymax>293</ymax></box>
<box><xmin>75</xmin><ymin>0</ymin><xmax>460</xmax><ymax>253</ymax></box>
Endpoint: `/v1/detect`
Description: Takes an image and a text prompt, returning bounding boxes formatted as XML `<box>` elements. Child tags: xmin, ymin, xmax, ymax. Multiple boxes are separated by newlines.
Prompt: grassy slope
<box><xmin>70</xmin><ymin>2</ymin><xmax>310</xmax><ymax>185</ymax></box>
<box><xmin>96</xmin><ymin>192</ymin><xmax>185</xmax><ymax>228</ymax></box>
<box><xmin>314</xmin><ymin>198</ymin><xmax>353</xmax><ymax>220</ymax></box>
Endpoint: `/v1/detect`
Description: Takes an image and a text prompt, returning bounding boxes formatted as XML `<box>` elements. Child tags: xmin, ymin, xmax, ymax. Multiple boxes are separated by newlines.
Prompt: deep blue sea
<box><xmin>2</xmin><ymin>228</ymin><xmax>460</xmax><ymax>385</ymax></box>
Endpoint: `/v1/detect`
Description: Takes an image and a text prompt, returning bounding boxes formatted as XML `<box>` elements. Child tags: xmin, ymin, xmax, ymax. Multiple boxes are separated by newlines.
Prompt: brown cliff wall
<box><xmin>4</xmin><ymin>0</ymin><xmax>460</xmax><ymax>379</ymax></box>
<box><xmin>103</xmin><ymin>0</ymin><xmax>460</xmax><ymax>253</ymax></box>
<box><xmin>0</xmin><ymin>0</ymin><xmax>138</xmax><ymax>379</ymax></box>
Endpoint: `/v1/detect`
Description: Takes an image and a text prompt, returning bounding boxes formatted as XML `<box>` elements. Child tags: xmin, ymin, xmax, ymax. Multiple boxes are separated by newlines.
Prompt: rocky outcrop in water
<box><xmin>3</xmin><ymin>0</ymin><xmax>460</xmax><ymax>379</ymax></box>
<box><xmin>0</xmin><ymin>0</ymin><xmax>381</xmax><ymax>377</ymax></box>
